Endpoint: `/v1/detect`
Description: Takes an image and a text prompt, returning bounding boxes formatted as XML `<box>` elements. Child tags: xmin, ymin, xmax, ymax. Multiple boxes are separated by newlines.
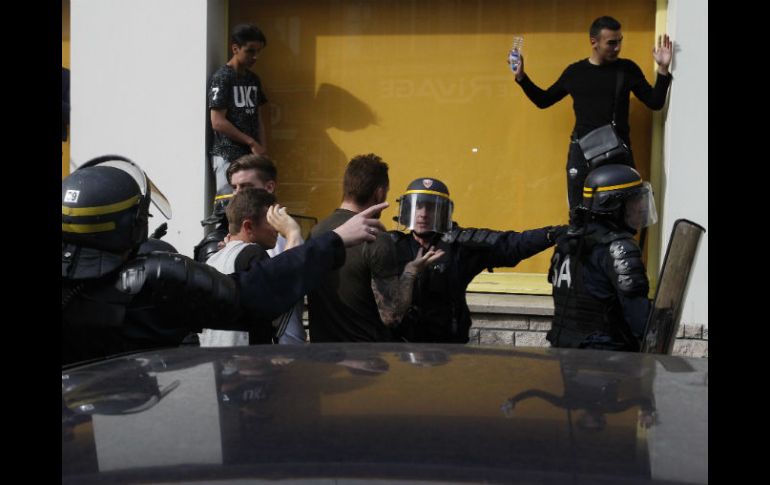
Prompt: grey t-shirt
<box><xmin>308</xmin><ymin>209</ymin><xmax>399</xmax><ymax>342</ymax></box>
<box><xmin>208</xmin><ymin>64</ymin><xmax>268</xmax><ymax>161</ymax></box>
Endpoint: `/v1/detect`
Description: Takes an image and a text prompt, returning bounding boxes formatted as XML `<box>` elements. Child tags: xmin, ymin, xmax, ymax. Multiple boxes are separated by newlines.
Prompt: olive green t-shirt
<box><xmin>308</xmin><ymin>209</ymin><xmax>399</xmax><ymax>342</ymax></box>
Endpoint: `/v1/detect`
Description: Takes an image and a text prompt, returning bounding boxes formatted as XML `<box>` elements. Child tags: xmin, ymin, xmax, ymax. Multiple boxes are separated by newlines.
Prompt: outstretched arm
<box><xmin>234</xmin><ymin>203</ymin><xmax>389</xmax><ymax>321</ymax></box>
<box><xmin>485</xmin><ymin>225</ymin><xmax>566</xmax><ymax>269</ymax></box>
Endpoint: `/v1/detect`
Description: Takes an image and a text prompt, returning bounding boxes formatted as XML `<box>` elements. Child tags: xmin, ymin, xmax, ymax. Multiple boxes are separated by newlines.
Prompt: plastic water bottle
<box><xmin>508</xmin><ymin>36</ymin><xmax>524</xmax><ymax>72</ymax></box>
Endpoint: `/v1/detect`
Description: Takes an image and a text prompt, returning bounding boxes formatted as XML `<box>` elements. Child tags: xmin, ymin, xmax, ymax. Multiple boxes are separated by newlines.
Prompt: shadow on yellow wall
<box><xmin>230</xmin><ymin>0</ymin><xmax>658</xmax><ymax>275</ymax></box>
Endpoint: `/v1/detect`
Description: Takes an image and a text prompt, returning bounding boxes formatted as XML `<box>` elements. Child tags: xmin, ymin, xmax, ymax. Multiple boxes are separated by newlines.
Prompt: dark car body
<box><xmin>62</xmin><ymin>343</ymin><xmax>707</xmax><ymax>484</ymax></box>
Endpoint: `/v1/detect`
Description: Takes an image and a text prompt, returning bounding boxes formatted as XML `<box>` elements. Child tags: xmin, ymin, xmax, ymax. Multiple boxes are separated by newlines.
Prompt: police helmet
<box><xmin>62</xmin><ymin>155</ymin><xmax>171</xmax><ymax>279</ymax></box>
<box><xmin>397</xmin><ymin>178</ymin><xmax>454</xmax><ymax>234</ymax></box>
<box><xmin>581</xmin><ymin>164</ymin><xmax>657</xmax><ymax>231</ymax></box>
<box><xmin>62</xmin><ymin>357</ymin><xmax>179</xmax><ymax>416</ymax></box>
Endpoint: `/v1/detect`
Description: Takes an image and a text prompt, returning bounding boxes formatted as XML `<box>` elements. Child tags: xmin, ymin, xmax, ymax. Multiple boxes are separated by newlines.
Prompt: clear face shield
<box><xmin>624</xmin><ymin>182</ymin><xmax>657</xmax><ymax>231</ymax></box>
<box><xmin>92</xmin><ymin>159</ymin><xmax>173</xmax><ymax>219</ymax></box>
<box><xmin>397</xmin><ymin>192</ymin><xmax>453</xmax><ymax>234</ymax></box>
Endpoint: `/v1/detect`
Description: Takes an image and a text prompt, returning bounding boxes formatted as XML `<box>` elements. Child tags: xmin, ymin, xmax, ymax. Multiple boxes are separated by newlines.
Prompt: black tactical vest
<box><xmin>548</xmin><ymin>227</ymin><xmax>638</xmax><ymax>351</ymax></box>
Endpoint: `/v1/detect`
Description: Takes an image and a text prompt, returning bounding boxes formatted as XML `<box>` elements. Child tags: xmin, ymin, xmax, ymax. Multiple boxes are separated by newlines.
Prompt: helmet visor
<box><xmin>398</xmin><ymin>192</ymin><xmax>453</xmax><ymax>234</ymax></box>
<box><xmin>93</xmin><ymin>159</ymin><xmax>172</xmax><ymax>219</ymax></box>
<box><xmin>624</xmin><ymin>182</ymin><xmax>657</xmax><ymax>231</ymax></box>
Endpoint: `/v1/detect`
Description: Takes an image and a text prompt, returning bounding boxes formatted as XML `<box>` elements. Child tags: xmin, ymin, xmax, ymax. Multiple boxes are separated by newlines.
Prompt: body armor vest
<box><xmin>548</xmin><ymin>226</ymin><xmax>639</xmax><ymax>351</ymax></box>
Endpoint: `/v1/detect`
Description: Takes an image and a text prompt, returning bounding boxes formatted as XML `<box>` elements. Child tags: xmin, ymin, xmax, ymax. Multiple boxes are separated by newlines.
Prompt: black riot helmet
<box><xmin>581</xmin><ymin>164</ymin><xmax>657</xmax><ymax>232</ymax></box>
<box><xmin>62</xmin><ymin>155</ymin><xmax>172</xmax><ymax>279</ymax></box>
<box><xmin>397</xmin><ymin>178</ymin><xmax>454</xmax><ymax>234</ymax></box>
<box><xmin>62</xmin><ymin>357</ymin><xmax>179</xmax><ymax>416</ymax></box>
<box><xmin>201</xmin><ymin>193</ymin><xmax>233</xmax><ymax>228</ymax></box>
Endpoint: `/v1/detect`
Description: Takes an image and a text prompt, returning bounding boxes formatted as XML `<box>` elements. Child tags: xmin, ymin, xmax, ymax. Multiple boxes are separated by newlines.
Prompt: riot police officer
<box><xmin>547</xmin><ymin>164</ymin><xmax>656</xmax><ymax>351</ymax></box>
<box><xmin>389</xmin><ymin>178</ymin><xmax>565</xmax><ymax>343</ymax></box>
<box><xmin>62</xmin><ymin>155</ymin><xmax>386</xmax><ymax>365</ymax></box>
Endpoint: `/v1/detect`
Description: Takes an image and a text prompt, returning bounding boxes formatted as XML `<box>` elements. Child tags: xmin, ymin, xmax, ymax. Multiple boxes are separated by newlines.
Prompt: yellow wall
<box><xmin>62</xmin><ymin>0</ymin><xmax>70</xmax><ymax>179</ymax></box>
<box><xmin>61</xmin><ymin>1</ymin><xmax>658</xmax><ymax>275</ymax></box>
<box><xmin>242</xmin><ymin>1</ymin><xmax>658</xmax><ymax>274</ymax></box>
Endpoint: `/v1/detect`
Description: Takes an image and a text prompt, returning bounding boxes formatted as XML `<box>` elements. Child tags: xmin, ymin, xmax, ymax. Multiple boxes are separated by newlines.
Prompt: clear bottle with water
<box><xmin>508</xmin><ymin>36</ymin><xmax>524</xmax><ymax>72</ymax></box>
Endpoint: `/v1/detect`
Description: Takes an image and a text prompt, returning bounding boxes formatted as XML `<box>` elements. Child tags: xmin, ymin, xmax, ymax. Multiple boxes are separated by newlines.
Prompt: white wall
<box><xmin>71</xmin><ymin>0</ymin><xmax>227</xmax><ymax>256</ymax></box>
<box><xmin>661</xmin><ymin>0</ymin><xmax>708</xmax><ymax>327</ymax></box>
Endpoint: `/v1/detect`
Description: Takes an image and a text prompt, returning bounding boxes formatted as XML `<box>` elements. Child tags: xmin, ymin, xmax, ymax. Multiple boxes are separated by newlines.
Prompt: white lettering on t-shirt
<box><xmin>233</xmin><ymin>86</ymin><xmax>256</xmax><ymax>108</ymax></box>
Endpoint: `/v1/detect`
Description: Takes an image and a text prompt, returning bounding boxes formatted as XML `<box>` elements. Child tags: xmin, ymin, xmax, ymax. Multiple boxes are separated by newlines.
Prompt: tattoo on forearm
<box><xmin>371</xmin><ymin>270</ymin><xmax>418</xmax><ymax>326</ymax></box>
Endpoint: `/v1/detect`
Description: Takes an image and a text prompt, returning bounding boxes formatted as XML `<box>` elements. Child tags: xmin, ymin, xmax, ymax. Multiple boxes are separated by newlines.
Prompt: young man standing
<box><xmin>513</xmin><ymin>16</ymin><xmax>673</xmax><ymax>212</ymax></box>
<box><xmin>209</xmin><ymin>24</ymin><xmax>270</xmax><ymax>197</ymax></box>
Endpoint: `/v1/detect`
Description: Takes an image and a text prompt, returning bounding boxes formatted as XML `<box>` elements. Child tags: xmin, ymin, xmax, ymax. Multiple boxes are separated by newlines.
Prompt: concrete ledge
<box><xmin>302</xmin><ymin>292</ymin><xmax>708</xmax><ymax>358</ymax></box>
<box><xmin>466</xmin><ymin>293</ymin><xmax>554</xmax><ymax>316</ymax></box>
<box><xmin>466</xmin><ymin>292</ymin><xmax>707</xmax><ymax>357</ymax></box>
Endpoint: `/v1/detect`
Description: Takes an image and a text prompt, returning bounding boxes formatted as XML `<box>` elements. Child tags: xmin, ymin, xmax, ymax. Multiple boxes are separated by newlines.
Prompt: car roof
<box><xmin>62</xmin><ymin>343</ymin><xmax>707</xmax><ymax>484</ymax></box>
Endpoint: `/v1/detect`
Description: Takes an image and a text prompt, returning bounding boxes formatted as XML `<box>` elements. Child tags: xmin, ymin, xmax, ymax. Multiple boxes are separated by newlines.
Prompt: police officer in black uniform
<box><xmin>389</xmin><ymin>178</ymin><xmax>565</xmax><ymax>343</ymax></box>
<box><xmin>62</xmin><ymin>155</ymin><xmax>385</xmax><ymax>366</ymax></box>
<box><xmin>547</xmin><ymin>164</ymin><xmax>656</xmax><ymax>351</ymax></box>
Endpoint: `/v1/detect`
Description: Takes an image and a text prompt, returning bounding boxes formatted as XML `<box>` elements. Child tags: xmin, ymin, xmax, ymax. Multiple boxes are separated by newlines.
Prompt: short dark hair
<box><xmin>226</xmin><ymin>187</ymin><xmax>276</xmax><ymax>234</ymax></box>
<box><xmin>231</xmin><ymin>24</ymin><xmax>267</xmax><ymax>47</ymax></box>
<box><xmin>343</xmin><ymin>154</ymin><xmax>389</xmax><ymax>206</ymax></box>
<box><xmin>227</xmin><ymin>154</ymin><xmax>277</xmax><ymax>185</ymax></box>
<box><xmin>589</xmin><ymin>16</ymin><xmax>621</xmax><ymax>39</ymax></box>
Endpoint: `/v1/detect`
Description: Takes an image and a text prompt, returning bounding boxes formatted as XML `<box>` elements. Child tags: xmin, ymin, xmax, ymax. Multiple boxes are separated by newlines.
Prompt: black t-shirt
<box><xmin>307</xmin><ymin>209</ymin><xmax>399</xmax><ymax>342</ymax></box>
<box><xmin>234</xmin><ymin>244</ymin><xmax>270</xmax><ymax>272</ymax></box>
<box><xmin>518</xmin><ymin>58</ymin><xmax>672</xmax><ymax>143</ymax></box>
<box><xmin>208</xmin><ymin>64</ymin><xmax>268</xmax><ymax>160</ymax></box>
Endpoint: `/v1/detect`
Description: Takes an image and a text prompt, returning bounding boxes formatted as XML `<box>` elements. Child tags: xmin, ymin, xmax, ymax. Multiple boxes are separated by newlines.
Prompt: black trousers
<box><xmin>566</xmin><ymin>139</ymin><xmax>635</xmax><ymax>210</ymax></box>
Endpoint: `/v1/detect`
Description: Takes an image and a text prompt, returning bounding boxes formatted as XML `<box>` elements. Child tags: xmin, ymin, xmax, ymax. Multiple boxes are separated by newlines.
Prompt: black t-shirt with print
<box><xmin>208</xmin><ymin>64</ymin><xmax>268</xmax><ymax>160</ymax></box>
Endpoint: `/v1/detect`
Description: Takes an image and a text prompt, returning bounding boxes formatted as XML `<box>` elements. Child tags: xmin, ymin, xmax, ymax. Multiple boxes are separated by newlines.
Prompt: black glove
<box><xmin>546</xmin><ymin>225</ymin><xmax>568</xmax><ymax>244</ymax></box>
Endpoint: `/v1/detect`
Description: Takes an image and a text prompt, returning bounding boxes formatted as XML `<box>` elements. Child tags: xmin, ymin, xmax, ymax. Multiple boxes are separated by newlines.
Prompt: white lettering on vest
<box><xmin>556</xmin><ymin>254</ymin><xmax>572</xmax><ymax>288</ymax></box>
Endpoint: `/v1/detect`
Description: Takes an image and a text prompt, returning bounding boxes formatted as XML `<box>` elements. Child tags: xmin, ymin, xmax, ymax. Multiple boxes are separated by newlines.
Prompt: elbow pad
<box><xmin>608</xmin><ymin>239</ymin><xmax>649</xmax><ymax>296</ymax></box>
<box><xmin>116</xmin><ymin>252</ymin><xmax>241</xmax><ymax>325</ymax></box>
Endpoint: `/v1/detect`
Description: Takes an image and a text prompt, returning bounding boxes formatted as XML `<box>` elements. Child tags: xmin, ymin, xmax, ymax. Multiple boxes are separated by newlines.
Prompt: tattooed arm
<box><xmin>371</xmin><ymin>247</ymin><xmax>444</xmax><ymax>326</ymax></box>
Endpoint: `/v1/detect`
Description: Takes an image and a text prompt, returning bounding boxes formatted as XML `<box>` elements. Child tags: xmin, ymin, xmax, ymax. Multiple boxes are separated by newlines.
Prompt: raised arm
<box><xmin>371</xmin><ymin>246</ymin><xmax>445</xmax><ymax>326</ymax></box>
<box><xmin>266</xmin><ymin>204</ymin><xmax>303</xmax><ymax>249</ymax></box>
<box><xmin>653</xmin><ymin>33</ymin><xmax>673</xmax><ymax>76</ymax></box>
<box><xmin>513</xmin><ymin>55</ymin><xmax>569</xmax><ymax>109</ymax></box>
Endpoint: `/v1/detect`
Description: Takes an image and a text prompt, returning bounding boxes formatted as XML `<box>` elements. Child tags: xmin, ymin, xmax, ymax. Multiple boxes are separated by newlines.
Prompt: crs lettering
<box><xmin>550</xmin><ymin>253</ymin><xmax>572</xmax><ymax>289</ymax></box>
